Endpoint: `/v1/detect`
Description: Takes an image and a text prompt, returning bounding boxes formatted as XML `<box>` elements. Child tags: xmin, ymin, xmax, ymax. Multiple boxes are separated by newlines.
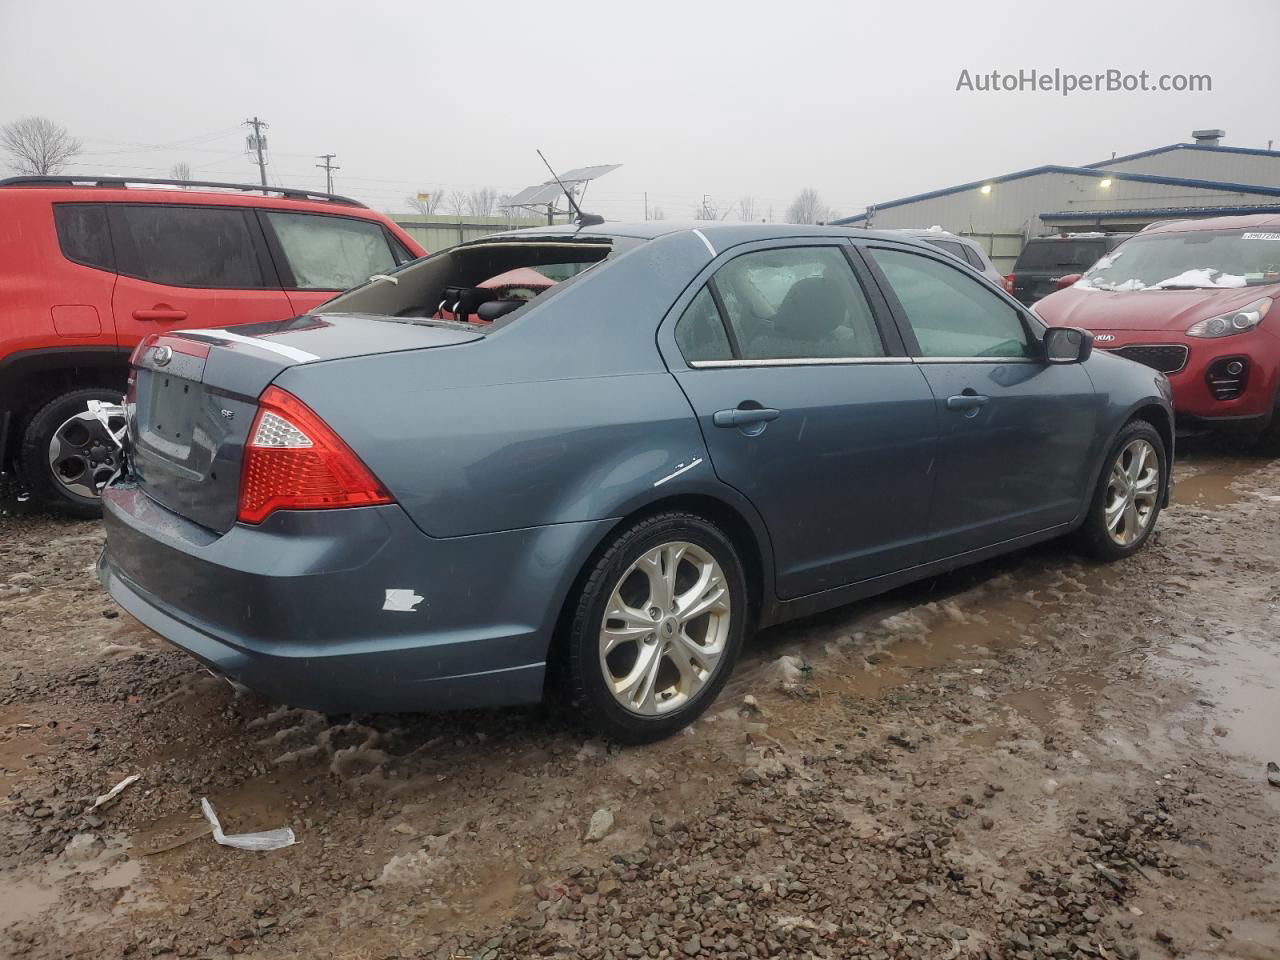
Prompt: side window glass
<box><xmin>264</xmin><ymin>212</ymin><xmax>397</xmax><ymax>290</ymax></box>
<box><xmin>713</xmin><ymin>247</ymin><xmax>885</xmax><ymax>361</ymax></box>
<box><xmin>868</xmin><ymin>248</ymin><xmax>1033</xmax><ymax>359</ymax></box>
<box><xmin>961</xmin><ymin>244</ymin><xmax>987</xmax><ymax>270</ymax></box>
<box><xmin>674</xmin><ymin>287</ymin><xmax>732</xmax><ymax>363</ymax></box>
<box><xmin>53</xmin><ymin>204</ymin><xmax>114</xmax><ymax>271</ymax></box>
<box><xmin>115</xmin><ymin>206</ymin><xmax>264</xmax><ymax>288</ymax></box>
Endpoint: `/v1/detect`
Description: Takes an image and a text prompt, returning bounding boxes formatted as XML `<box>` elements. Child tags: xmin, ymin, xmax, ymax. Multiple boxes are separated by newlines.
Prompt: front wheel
<box><xmin>1075</xmin><ymin>420</ymin><xmax>1166</xmax><ymax>561</ymax></box>
<box><xmin>565</xmin><ymin>512</ymin><xmax>748</xmax><ymax>743</ymax></box>
<box><xmin>19</xmin><ymin>388</ymin><xmax>127</xmax><ymax>519</ymax></box>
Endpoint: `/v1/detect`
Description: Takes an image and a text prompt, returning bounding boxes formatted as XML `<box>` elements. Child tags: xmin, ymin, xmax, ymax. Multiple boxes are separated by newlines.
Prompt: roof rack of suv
<box><xmin>0</xmin><ymin>175</ymin><xmax>366</xmax><ymax>208</ymax></box>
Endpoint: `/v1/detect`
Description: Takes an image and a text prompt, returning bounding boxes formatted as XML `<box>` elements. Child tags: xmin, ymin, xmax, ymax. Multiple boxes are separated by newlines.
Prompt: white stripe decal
<box><xmin>177</xmin><ymin>329</ymin><xmax>320</xmax><ymax>364</ymax></box>
<box><xmin>653</xmin><ymin>457</ymin><xmax>704</xmax><ymax>487</ymax></box>
<box><xmin>691</xmin><ymin>229</ymin><xmax>716</xmax><ymax>257</ymax></box>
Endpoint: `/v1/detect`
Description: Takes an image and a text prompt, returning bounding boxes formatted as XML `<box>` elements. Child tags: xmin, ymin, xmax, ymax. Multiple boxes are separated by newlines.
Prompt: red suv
<box><xmin>0</xmin><ymin>176</ymin><xmax>425</xmax><ymax>515</ymax></box>
<box><xmin>1034</xmin><ymin>214</ymin><xmax>1280</xmax><ymax>448</ymax></box>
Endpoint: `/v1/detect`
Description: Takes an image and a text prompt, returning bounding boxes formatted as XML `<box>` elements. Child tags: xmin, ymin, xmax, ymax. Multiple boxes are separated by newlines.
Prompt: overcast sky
<box><xmin>3</xmin><ymin>0</ymin><xmax>1277</xmax><ymax>221</ymax></box>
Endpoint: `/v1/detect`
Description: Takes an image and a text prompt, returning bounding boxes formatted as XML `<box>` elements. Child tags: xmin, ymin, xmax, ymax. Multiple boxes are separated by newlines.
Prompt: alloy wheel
<box><xmin>598</xmin><ymin>541</ymin><xmax>731</xmax><ymax>716</ymax></box>
<box><xmin>47</xmin><ymin>400</ymin><xmax>127</xmax><ymax>500</ymax></box>
<box><xmin>1104</xmin><ymin>438</ymin><xmax>1160</xmax><ymax>546</ymax></box>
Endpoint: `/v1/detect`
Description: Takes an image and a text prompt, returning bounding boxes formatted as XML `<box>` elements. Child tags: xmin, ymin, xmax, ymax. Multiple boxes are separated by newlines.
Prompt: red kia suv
<box><xmin>1033</xmin><ymin>214</ymin><xmax>1280</xmax><ymax>449</ymax></box>
<box><xmin>0</xmin><ymin>176</ymin><xmax>425</xmax><ymax>516</ymax></box>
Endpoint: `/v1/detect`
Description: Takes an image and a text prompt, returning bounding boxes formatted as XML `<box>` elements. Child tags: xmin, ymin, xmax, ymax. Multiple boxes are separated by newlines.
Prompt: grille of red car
<box><xmin>1110</xmin><ymin>344</ymin><xmax>1189</xmax><ymax>375</ymax></box>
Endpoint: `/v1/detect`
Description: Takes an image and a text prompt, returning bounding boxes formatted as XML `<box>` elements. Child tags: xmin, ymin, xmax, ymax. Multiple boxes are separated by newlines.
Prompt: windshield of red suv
<box><xmin>1078</xmin><ymin>229</ymin><xmax>1280</xmax><ymax>291</ymax></box>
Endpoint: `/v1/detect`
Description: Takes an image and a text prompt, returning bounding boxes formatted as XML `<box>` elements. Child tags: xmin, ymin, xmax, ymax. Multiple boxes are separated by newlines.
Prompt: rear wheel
<box><xmin>19</xmin><ymin>388</ymin><xmax>126</xmax><ymax>518</ymax></box>
<box><xmin>1075</xmin><ymin>420</ymin><xmax>1165</xmax><ymax>561</ymax></box>
<box><xmin>565</xmin><ymin>512</ymin><xmax>747</xmax><ymax>743</ymax></box>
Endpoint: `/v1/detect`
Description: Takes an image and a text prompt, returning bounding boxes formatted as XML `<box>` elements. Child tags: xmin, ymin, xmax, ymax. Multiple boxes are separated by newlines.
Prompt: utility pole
<box><xmin>243</xmin><ymin>117</ymin><xmax>269</xmax><ymax>187</ymax></box>
<box><xmin>644</xmin><ymin>191</ymin><xmax>648</xmax><ymax>221</ymax></box>
<box><xmin>316</xmin><ymin>153</ymin><xmax>339</xmax><ymax>194</ymax></box>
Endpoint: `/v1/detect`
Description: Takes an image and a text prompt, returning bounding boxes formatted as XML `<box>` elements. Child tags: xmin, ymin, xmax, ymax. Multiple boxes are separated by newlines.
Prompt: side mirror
<box><xmin>1043</xmin><ymin>326</ymin><xmax>1093</xmax><ymax>364</ymax></box>
<box><xmin>1056</xmin><ymin>273</ymin><xmax>1083</xmax><ymax>290</ymax></box>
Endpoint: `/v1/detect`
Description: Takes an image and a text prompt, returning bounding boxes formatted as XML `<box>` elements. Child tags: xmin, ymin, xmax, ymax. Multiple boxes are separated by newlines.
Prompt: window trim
<box><xmin>257</xmin><ymin>208</ymin><xmax>401</xmax><ymax>292</ymax></box>
<box><xmin>688</xmin><ymin>355</ymin><xmax>914</xmax><ymax>369</ymax></box>
<box><xmin>670</xmin><ymin>241</ymin><xmax>903</xmax><ymax>368</ymax></box>
<box><xmin>106</xmin><ymin>203</ymin><xmax>278</xmax><ymax>290</ymax></box>
<box><xmin>853</xmin><ymin>240</ymin><xmax>1045</xmax><ymax>362</ymax></box>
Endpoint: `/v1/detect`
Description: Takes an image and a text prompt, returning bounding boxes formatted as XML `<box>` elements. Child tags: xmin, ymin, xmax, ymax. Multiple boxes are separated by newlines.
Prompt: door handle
<box><xmin>713</xmin><ymin>407</ymin><xmax>781</xmax><ymax>428</ymax></box>
<box><xmin>945</xmin><ymin>394</ymin><xmax>990</xmax><ymax>411</ymax></box>
<box><xmin>132</xmin><ymin>307</ymin><xmax>188</xmax><ymax>322</ymax></box>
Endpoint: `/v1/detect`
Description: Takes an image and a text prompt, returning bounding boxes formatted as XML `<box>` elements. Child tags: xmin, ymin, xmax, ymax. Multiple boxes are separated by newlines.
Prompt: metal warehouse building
<box><xmin>833</xmin><ymin>131</ymin><xmax>1280</xmax><ymax>273</ymax></box>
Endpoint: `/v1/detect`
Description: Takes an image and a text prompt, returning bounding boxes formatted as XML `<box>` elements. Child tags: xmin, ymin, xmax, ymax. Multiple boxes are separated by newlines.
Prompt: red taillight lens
<box><xmin>238</xmin><ymin>386</ymin><xmax>392</xmax><ymax>525</ymax></box>
<box><xmin>1004</xmin><ymin>274</ymin><xmax>1016</xmax><ymax>294</ymax></box>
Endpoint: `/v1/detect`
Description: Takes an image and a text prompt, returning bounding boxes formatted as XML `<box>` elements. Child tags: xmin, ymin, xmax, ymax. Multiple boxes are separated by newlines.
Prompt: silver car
<box><xmin>889</xmin><ymin>228</ymin><xmax>1004</xmax><ymax>286</ymax></box>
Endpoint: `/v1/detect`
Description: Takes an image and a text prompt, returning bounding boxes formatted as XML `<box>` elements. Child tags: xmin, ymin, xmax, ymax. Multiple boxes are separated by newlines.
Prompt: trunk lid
<box><xmin>127</xmin><ymin>314</ymin><xmax>481</xmax><ymax>532</ymax></box>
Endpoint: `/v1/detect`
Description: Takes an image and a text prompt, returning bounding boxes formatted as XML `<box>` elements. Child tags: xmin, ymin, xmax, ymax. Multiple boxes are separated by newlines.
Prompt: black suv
<box><xmin>1007</xmin><ymin>233</ymin><xmax>1133</xmax><ymax>305</ymax></box>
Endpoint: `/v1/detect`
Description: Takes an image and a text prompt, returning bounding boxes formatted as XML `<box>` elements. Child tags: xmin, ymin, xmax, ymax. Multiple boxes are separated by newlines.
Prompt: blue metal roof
<box><xmin>1085</xmin><ymin>142</ymin><xmax>1280</xmax><ymax>168</ymax></box>
<box><xmin>1042</xmin><ymin>204</ymin><xmax>1280</xmax><ymax>220</ymax></box>
<box><xmin>832</xmin><ymin>164</ymin><xmax>1280</xmax><ymax>226</ymax></box>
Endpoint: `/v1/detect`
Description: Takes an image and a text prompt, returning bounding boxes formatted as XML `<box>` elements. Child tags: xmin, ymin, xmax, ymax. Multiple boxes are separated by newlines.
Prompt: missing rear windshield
<box><xmin>314</xmin><ymin>239</ymin><xmax>611</xmax><ymax>328</ymax></box>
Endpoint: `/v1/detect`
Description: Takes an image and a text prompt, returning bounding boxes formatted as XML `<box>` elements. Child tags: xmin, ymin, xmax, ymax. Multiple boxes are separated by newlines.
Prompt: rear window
<box><xmin>53</xmin><ymin>203</ymin><xmax>114</xmax><ymax>271</ymax></box>
<box><xmin>923</xmin><ymin>238</ymin><xmax>968</xmax><ymax>262</ymax></box>
<box><xmin>961</xmin><ymin>244</ymin><xmax>987</xmax><ymax>271</ymax></box>
<box><xmin>263</xmin><ymin>211</ymin><xmax>398</xmax><ymax>291</ymax></box>
<box><xmin>1014</xmin><ymin>239</ymin><xmax>1107</xmax><ymax>271</ymax></box>
<box><xmin>110</xmin><ymin>205</ymin><xmax>266</xmax><ymax>288</ymax></box>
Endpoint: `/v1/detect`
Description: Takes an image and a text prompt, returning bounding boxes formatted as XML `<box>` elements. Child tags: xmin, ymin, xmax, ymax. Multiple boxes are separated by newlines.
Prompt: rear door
<box><xmin>861</xmin><ymin>243</ymin><xmax>1099</xmax><ymax>560</ymax></box>
<box><xmin>109</xmin><ymin>204</ymin><xmax>293</xmax><ymax>349</ymax></box>
<box><xmin>662</xmin><ymin>241</ymin><xmax>938</xmax><ymax>599</ymax></box>
<box><xmin>257</xmin><ymin>210</ymin><xmax>408</xmax><ymax>315</ymax></box>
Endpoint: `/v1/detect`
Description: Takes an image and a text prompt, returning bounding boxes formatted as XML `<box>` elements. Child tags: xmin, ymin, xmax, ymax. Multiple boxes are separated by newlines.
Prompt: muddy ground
<box><xmin>1</xmin><ymin>445</ymin><xmax>1278</xmax><ymax>960</ymax></box>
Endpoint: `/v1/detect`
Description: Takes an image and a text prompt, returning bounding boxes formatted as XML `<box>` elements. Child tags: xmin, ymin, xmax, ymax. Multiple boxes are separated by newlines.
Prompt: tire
<box><xmin>565</xmin><ymin>511</ymin><xmax>748</xmax><ymax>744</ymax></box>
<box><xmin>1074</xmin><ymin>420</ymin><xmax>1166</xmax><ymax>562</ymax></box>
<box><xmin>19</xmin><ymin>387</ymin><xmax>126</xmax><ymax>519</ymax></box>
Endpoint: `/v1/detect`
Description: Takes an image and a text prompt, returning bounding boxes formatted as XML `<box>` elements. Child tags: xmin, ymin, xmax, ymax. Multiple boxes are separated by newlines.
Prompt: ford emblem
<box><xmin>152</xmin><ymin>345</ymin><xmax>173</xmax><ymax>366</ymax></box>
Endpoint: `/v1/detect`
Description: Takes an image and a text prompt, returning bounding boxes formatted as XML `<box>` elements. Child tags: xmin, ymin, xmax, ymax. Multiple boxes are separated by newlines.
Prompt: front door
<box><xmin>108</xmin><ymin>204</ymin><xmax>292</xmax><ymax>349</ymax></box>
<box><xmin>665</xmin><ymin>243</ymin><xmax>939</xmax><ymax>599</ymax></box>
<box><xmin>862</xmin><ymin>244</ymin><xmax>1099</xmax><ymax>560</ymax></box>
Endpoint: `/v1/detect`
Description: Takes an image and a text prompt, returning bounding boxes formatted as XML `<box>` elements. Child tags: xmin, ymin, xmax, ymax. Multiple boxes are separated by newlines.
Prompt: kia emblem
<box><xmin>151</xmin><ymin>345</ymin><xmax>173</xmax><ymax>366</ymax></box>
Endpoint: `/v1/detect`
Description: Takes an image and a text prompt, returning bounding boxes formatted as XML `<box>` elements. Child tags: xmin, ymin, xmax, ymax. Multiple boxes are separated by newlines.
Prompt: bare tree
<box><xmin>445</xmin><ymin>189</ymin><xmax>468</xmax><ymax>216</ymax></box>
<box><xmin>1</xmin><ymin>116</ymin><xmax>82</xmax><ymax>175</ymax></box>
<box><xmin>405</xmin><ymin>191</ymin><xmax>443</xmax><ymax>215</ymax></box>
<box><xmin>466</xmin><ymin>186</ymin><xmax>498</xmax><ymax>217</ymax></box>
<box><xmin>169</xmin><ymin>161</ymin><xmax>192</xmax><ymax>182</ymax></box>
<box><xmin>738</xmin><ymin>196</ymin><xmax>758</xmax><ymax>222</ymax></box>
<box><xmin>784</xmin><ymin>187</ymin><xmax>829</xmax><ymax>225</ymax></box>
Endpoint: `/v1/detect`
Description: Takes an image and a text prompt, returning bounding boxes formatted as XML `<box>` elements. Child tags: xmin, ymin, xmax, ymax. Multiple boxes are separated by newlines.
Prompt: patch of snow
<box><xmin>1152</xmin><ymin>268</ymin><xmax>1247</xmax><ymax>289</ymax></box>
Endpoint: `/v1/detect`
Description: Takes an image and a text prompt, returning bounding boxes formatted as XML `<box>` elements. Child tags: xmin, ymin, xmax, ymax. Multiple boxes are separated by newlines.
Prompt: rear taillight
<box><xmin>1004</xmin><ymin>274</ymin><xmax>1016</xmax><ymax>294</ymax></box>
<box><xmin>238</xmin><ymin>386</ymin><xmax>392</xmax><ymax>525</ymax></box>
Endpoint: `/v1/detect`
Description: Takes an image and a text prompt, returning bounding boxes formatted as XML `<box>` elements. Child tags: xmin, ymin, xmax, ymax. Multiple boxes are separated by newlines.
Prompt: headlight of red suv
<box><xmin>1185</xmin><ymin>297</ymin><xmax>1272</xmax><ymax>338</ymax></box>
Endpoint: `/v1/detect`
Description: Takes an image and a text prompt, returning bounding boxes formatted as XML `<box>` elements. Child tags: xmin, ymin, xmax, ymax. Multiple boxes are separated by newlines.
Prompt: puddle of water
<box><xmin>0</xmin><ymin>877</ymin><xmax>60</xmax><ymax>930</ymax></box>
<box><xmin>1159</xmin><ymin>632</ymin><xmax>1280</xmax><ymax>771</ymax></box>
<box><xmin>1171</xmin><ymin>458</ymin><xmax>1265</xmax><ymax>509</ymax></box>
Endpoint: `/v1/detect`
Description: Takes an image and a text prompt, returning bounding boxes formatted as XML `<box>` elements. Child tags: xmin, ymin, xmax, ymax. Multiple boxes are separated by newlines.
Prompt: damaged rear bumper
<box><xmin>98</xmin><ymin>484</ymin><xmax>611</xmax><ymax>714</ymax></box>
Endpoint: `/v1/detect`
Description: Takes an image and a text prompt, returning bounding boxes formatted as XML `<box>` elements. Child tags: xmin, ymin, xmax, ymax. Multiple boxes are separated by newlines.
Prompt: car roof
<box><xmin>1140</xmin><ymin>212</ymin><xmax>1280</xmax><ymax>235</ymax></box>
<box><xmin>0</xmin><ymin>175</ymin><xmax>370</xmax><ymax>213</ymax></box>
<box><xmin>468</xmin><ymin>219</ymin><xmax>929</xmax><ymax>248</ymax></box>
